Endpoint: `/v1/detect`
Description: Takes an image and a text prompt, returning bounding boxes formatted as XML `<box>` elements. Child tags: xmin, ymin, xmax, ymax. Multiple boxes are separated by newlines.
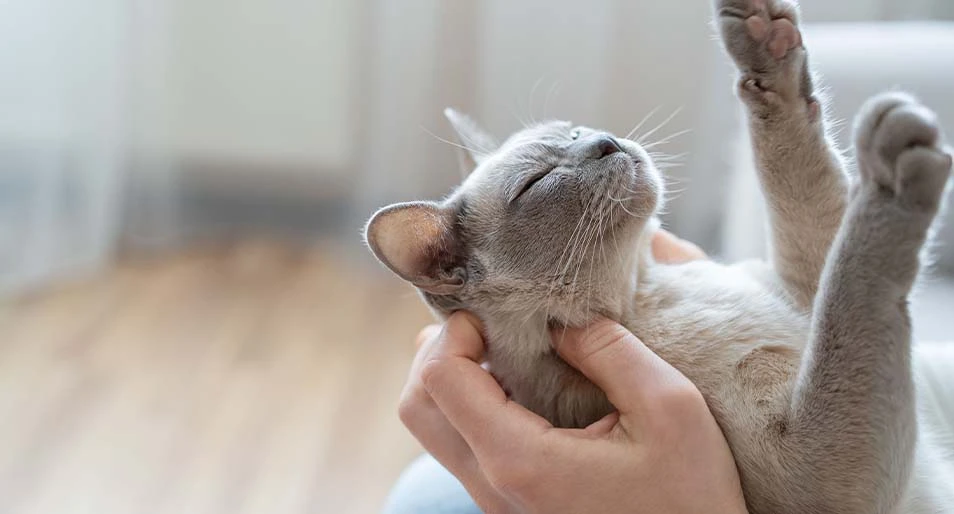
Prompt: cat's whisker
<box><xmin>651</xmin><ymin>160</ymin><xmax>686</xmax><ymax>167</ymax></box>
<box><xmin>598</xmin><ymin>218</ymin><xmax>609</xmax><ymax>274</ymax></box>
<box><xmin>580</xmin><ymin>217</ymin><xmax>601</xmax><ymax>310</ymax></box>
<box><xmin>568</xmin><ymin>216</ymin><xmax>597</xmax><ymax>289</ymax></box>
<box><xmin>625</xmin><ymin>106</ymin><xmax>663</xmax><ymax>141</ymax></box>
<box><xmin>651</xmin><ymin>159</ymin><xmax>687</xmax><ymax>167</ymax></box>
<box><xmin>663</xmin><ymin>174</ymin><xmax>692</xmax><ymax>186</ymax></box>
<box><xmin>584</xmin><ymin>209</ymin><xmax>604</xmax><ymax>321</ymax></box>
<box><xmin>609</xmin><ymin>209</ymin><xmax>625</xmax><ymax>276</ymax></box>
<box><xmin>527</xmin><ymin>76</ymin><xmax>546</xmax><ymax>126</ymax></box>
<box><xmin>516</xmin><ymin>301</ymin><xmax>544</xmax><ymax>333</ymax></box>
<box><xmin>557</xmin><ymin>198</ymin><xmax>593</xmax><ymax>278</ymax></box>
<box><xmin>568</xmin><ymin>212</ymin><xmax>600</xmax><ymax>303</ymax></box>
<box><xmin>543</xmin><ymin>80</ymin><xmax>562</xmax><ymax>121</ymax></box>
<box><xmin>610</xmin><ymin>196</ymin><xmax>641</xmax><ymax>219</ymax></box>
<box><xmin>649</xmin><ymin>151</ymin><xmax>690</xmax><ymax>162</ymax></box>
<box><xmin>509</xmin><ymin>104</ymin><xmax>533</xmax><ymax>131</ymax></box>
<box><xmin>564</xmin><ymin>195</ymin><xmax>600</xmax><ymax>278</ymax></box>
<box><xmin>643</xmin><ymin>128</ymin><xmax>693</xmax><ymax>150</ymax></box>
<box><xmin>548</xmin><ymin>218</ymin><xmax>585</xmax><ymax>309</ymax></box>
<box><xmin>420</xmin><ymin>126</ymin><xmax>490</xmax><ymax>156</ymax></box>
<box><xmin>617</xmin><ymin>189</ymin><xmax>640</xmax><ymax>199</ymax></box>
<box><xmin>636</xmin><ymin>106</ymin><xmax>683</xmax><ymax>146</ymax></box>
<box><xmin>648</xmin><ymin>155</ymin><xmax>680</xmax><ymax>162</ymax></box>
<box><xmin>544</xmin><ymin>193</ymin><xmax>596</xmax><ymax>322</ymax></box>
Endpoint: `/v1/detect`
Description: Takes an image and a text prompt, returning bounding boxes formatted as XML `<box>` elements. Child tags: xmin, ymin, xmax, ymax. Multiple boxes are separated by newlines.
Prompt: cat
<box><xmin>364</xmin><ymin>0</ymin><xmax>954</xmax><ymax>513</ymax></box>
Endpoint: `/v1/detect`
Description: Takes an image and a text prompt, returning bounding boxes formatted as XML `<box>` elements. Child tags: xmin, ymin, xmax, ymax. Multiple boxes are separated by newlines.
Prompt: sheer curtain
<box><xmin>0</xmin><ymin>0</ymin><xmax>131</xmax><ymax>294</ymax></box>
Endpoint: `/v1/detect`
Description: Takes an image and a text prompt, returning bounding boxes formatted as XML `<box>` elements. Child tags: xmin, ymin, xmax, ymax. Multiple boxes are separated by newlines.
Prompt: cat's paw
<box><xmin>715</xmin><ymin>0</ymin><xmax>815</xmax><ymax>111</ymax></box>
<box><xmin>854</xmin><ymin>92</ymin><xmax>952</xmax><ymax>213</ymax></box>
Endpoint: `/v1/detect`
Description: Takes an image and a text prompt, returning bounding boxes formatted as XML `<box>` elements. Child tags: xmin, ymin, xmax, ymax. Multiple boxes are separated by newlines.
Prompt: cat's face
<box><xmin>365</xmin><ymin>110</ymin><xmax>663</xmax><ymax>324</ymax></box>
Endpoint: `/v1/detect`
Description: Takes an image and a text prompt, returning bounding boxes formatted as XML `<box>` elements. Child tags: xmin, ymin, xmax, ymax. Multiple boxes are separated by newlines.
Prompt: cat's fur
<box><xmin>364</xmin><ymin>1</ymin><xmax>954</xmax><ymax>512</ymax></box>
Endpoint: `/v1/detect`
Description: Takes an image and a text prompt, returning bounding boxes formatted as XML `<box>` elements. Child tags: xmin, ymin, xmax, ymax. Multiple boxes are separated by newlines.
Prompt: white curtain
<box><xmin>0</xmin><ymin>0</ymin><xmax>129</xmax><ymax>294</ymax></box>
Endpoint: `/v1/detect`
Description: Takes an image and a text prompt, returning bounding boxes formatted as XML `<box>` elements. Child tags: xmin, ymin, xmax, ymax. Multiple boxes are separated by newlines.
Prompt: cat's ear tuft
<box><xmin>444</xmin><ymin>108</ymin><xmax>498</xmax><ymax>173</ymax></box>
<box><xmin>364</xmin><ymin>202</ymin><xmax>466</xmax><ymax>295</ymax></box>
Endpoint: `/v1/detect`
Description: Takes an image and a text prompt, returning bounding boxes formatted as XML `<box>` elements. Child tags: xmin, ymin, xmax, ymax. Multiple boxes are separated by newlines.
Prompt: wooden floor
<box><xmin>0</xmin><ymin>241</ymin><xmax>433</xmax><ymax>514</ymax></box>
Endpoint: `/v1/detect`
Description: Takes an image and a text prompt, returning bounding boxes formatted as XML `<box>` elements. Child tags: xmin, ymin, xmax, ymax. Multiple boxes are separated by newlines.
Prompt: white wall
<box><xmin>132</xmin><ymin>0</ymin><xmax>360</xmax><ymax>170</ymax></box>
<box><xmin>801</xmin><ymin>0</ymin><xmax>954</xmax><ymax>21</ymax></box>
<box><xmin>355</xmin><ymin>0</ymin><xmax>714</xmax><ymax>219</ymax></box>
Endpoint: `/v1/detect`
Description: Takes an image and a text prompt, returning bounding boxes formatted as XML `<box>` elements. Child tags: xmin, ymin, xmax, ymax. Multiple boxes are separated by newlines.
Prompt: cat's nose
<box><xmin>594</xmin><ymin>136</ymin><xmax>622</xmax><ymax>158</ymax></box>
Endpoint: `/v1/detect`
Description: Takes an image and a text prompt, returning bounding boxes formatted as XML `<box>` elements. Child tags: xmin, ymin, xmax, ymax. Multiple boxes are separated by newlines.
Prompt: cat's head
<box><xmin>364</xmin><ymin>109</ymin><xmax>664</xmax><ymax>326</ymax></box>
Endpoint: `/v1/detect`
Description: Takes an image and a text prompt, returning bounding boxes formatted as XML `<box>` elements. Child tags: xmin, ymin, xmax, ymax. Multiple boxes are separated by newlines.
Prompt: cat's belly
<box><xmin>629</xmin><ymin>260</ymin><xmax>809</xmax><ymax>417</ymax></box>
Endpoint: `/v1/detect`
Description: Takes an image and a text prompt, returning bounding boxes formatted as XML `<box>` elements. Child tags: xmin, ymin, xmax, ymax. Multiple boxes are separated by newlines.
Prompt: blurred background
<box><xmin>1</xmin><ymin>0</ymin><xmax>953</xmax><ymax>513</ymax></box>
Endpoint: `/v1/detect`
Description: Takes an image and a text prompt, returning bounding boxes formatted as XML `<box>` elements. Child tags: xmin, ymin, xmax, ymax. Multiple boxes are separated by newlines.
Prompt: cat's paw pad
<box><xmin>715</xmin><ymin>0</ymin><xmax>812</xmax><ymax>106</ymax></box>
<box><xmin>716</xmin><ymin>0</ymin><xmax>801</xmax><ymax>67</ymax></box>
<box><xmin>854</xmin><ymin>92</ymin><xmax>952</xmax><ymax>212</ymax></box>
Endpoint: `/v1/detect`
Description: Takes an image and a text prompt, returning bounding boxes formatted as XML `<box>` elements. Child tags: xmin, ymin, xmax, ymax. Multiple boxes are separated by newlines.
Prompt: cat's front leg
<box><xmin>715</xmin><ymin>0</ymin><xmax>849</xmax><ymax>309</ymax></box>
<box><xmin>778</xmin><ymin>93</ymin><xmax>951</xmax><ymax>514</ymax></box>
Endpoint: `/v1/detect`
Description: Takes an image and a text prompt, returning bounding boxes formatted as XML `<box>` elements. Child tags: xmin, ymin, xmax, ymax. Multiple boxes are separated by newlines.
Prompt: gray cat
<box><xmin>365</xmin><ymin>0</ymin><xmax>954</xmax><ymax>512</ymax></box>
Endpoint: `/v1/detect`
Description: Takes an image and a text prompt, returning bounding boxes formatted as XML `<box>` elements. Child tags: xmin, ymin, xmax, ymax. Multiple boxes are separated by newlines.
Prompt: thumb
<box><xmin>652</xmin><ymin>229</ymin><xmax>707</xmax><ymax>264</ymax></box>
<box><xmin>552</xmin><ymin>319</ymin><xmax>685</xmax><ymax>416</ymax></box>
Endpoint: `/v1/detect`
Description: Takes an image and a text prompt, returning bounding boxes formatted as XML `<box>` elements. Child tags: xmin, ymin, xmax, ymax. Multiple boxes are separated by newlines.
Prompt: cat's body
<box><xmin>497</xmin><ymin>254</ymin><xmax>954</xmax><ymax>513</ymax></box>
<box><xmin>365</xmin><ymin>0</ymin><xmax>954</xmax><ymax>512</ymax></box>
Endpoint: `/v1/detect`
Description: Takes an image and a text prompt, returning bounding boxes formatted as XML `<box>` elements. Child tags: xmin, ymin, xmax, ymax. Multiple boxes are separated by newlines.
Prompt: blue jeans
<box><xmin>382</xmin><ymin>454</ymin><xmax>481</xmax><ymax>514</ymax></box>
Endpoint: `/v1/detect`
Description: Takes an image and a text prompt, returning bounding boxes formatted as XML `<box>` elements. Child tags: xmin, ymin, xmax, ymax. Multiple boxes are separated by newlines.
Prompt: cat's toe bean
<box><xmin>854</xmin><ymin>92</ymin><xmax>951</xmax><ymax>211</ymax></box>
<box><xmin>745</xmin><ymin>15</ymin><xmax>771</xmax><ymax>42</ymax></box>
<box><xmin>767</xmin><ymin>18</ymin><xmax>801</xmax><ymax>59</ymax></box>
<box><xmin>853</xmin><ymin>92</ymin><xmax>916</xmax><ymax>153</ymax></box>
<box><xmin>895</xmin><ymin>147</ymin><xmax>952</xmax><ymax>211</ymax></box>
<box><xmin>874</xmin><ymin>104</ymin><xmax>940</xmax><ymax>165</ymax></box>
<box><xmin>716</xmin><ymin>0</ymin><xmax>809</xmax><ymax>104</ymax></box>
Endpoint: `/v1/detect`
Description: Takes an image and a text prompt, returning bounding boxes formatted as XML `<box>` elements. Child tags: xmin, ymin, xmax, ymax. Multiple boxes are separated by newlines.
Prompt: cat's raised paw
<box><xmin>715</xmin><ymin>0</ymin><xmax>813</xmax><ymax>107</ymax></box>
<box><xmin>716</xmin><ymin>0</ymin><xmax>801</xmax><ymax>66</ymax></box>
<box><xmin>854</xmin><ymin>92</ymin><xmax>952</xmax><ymax>212</ymax></box>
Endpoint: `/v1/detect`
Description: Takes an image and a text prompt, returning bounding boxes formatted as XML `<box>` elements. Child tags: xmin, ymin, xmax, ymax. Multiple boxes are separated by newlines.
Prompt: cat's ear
<box><xmin>364</xmin><ymin>201</ymin><xmax>466</xmax><ymax>295</ymax></box>
<box><xmin>444</xmin><ymin>108</ymin><xmax>498</xmax><ymax>173</ymax></box>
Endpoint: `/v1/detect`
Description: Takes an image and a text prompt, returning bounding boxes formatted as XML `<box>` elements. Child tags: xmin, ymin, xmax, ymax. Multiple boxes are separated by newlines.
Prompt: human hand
<box><xmin>399</xmin><ymin>232</ymin><xmax>745</xmax><ymax>513</ymax></box>
<box><xmin>401</xmin><ymin>315</ymin><xmax>747</xmax><ymax>514</ymax></box>
<box><xmin>651</xmin><ymin>228</ymin><xmax>707</xmax><ymax>264</ymax></box>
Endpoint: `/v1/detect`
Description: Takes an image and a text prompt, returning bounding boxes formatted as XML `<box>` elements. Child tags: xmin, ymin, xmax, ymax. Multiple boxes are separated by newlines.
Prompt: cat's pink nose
<box><xmin>595</xmin><ymin>136</ymin><xmax>622</xmax><ymax>158</ymax></box>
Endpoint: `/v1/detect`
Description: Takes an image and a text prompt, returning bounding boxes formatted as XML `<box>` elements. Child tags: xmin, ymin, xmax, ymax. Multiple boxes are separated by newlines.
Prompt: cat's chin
<box><xmin>602</xmin><ymin>150</ymin><xmax>637</xmax><ymax>170</ymax></box>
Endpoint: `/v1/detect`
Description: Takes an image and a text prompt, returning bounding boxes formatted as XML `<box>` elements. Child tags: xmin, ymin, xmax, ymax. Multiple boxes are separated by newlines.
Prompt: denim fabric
<box><xmin>382</xmin><ymin>454</ymin><xmax>482</xmax><ymax>514</ymax></box>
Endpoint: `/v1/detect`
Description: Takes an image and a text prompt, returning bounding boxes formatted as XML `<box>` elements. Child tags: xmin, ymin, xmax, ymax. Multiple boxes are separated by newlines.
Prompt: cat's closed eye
<box><xmin>511</xmin><ymin>168</ymin><xmax>555</xmax><ymax>202</ymax></box>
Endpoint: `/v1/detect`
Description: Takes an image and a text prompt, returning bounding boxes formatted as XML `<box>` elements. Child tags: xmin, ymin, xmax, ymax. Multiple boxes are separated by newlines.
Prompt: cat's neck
<box><xmin>479</xmin><ymin>225</ymin><xmax>657</xmax><ymax>365</ymax></box>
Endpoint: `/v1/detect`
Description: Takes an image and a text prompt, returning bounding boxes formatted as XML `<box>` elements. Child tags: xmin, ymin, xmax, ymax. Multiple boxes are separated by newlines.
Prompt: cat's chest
<box><xmin>625</xmin><ymin>261</ymin><xmax>809</xmax><ymax>396</ymax></box>
<box><xmin>482</xmin><ymin>260</ymin><xmax>809</xmax><ymax>428</ymax></box>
